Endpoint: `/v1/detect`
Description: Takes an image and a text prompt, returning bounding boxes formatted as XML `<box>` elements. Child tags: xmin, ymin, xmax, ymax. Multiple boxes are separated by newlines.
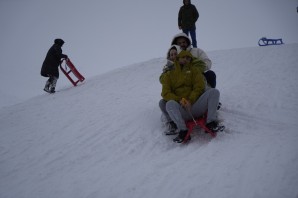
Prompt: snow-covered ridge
<box><xmin>1</xmin><ymin>44</ymin><xmax>298</xmax><ymax>198</ymax></box>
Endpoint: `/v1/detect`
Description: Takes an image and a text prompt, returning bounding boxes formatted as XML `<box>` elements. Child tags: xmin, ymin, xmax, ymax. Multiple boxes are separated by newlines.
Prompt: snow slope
<box><xmin>1</xmin><ymin>44</ymin><xmax>298</xmax><ymax>198</ymax></box>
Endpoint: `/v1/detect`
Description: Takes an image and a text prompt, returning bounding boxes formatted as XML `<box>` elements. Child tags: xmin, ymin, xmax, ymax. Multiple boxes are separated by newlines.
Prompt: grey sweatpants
<box><xmin>159</xmin><ymin>88</ymin><xmax>220</xmax><ymax>131</ymax></box>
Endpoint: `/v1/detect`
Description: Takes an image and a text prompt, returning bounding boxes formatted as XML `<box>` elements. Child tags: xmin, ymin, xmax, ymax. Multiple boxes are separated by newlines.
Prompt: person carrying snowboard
<box><xmin>41</xmin><ymin>38</ymin><xmax>68</xmax><ymax>93</ymax></box>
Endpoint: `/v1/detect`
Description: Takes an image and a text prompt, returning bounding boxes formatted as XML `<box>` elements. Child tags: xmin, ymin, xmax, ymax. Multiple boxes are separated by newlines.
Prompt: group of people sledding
<box><xmin>40</xmin><ymin>0</ymin><xmax>223</xmax><ymax>143</ymax></box>
<box><xmin>158</xmin><ymin>0</ymin><xmax>223</xmax><ymax>143</ymax></box>
<box><xmin>159</xmin><ymin>33</ymin><xmax>223</xmax><ymax>143</ymax></box>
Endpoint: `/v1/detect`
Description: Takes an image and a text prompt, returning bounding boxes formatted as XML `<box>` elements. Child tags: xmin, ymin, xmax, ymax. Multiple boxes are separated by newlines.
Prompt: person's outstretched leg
<box><xmin>191</xmin><ymin>88</ymin><xmax>220</xmax><ymax>123</ymax></box>
<box><xmin>166</xmin><ymin>100</ymin><xmax>191</xmax><ymax>143</ymax></box>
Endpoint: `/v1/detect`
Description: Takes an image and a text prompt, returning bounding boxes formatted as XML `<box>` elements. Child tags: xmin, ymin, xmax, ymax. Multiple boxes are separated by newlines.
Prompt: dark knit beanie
<box><xmin>54</xmin><ymin>38</ymin><xmax>65</xmax><ymax>46</ymax></box>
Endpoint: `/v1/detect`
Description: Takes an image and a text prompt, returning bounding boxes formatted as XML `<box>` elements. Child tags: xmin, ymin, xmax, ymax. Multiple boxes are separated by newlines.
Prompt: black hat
<box><xmin>54</xmin><ymin>38</ymin><xmax>65</xmax><ymax>46</ymax></box>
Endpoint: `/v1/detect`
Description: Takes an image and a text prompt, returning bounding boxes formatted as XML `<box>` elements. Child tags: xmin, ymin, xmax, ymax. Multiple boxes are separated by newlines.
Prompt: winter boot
<box><xmin>173</xmin><ymin>130</ymin><xmax>190</xmax><ymax>143</ymax></box>
<box><xmin>217</xmin><ymin>102</ymin><xmax>222</xmax><ymax>110</ymax></box>
<box><xmin>49</xmin><ymin>76</ymin><xmax>58</xmax><ymax>93</ymax></box>
<box><xmin>164</xmin><ymin>121</ymin><xmax>178</xmax><ymax>135</ymax></box>
<box><xmin>43</xmin><ymin>80</ymin><xmax>51</xmax><ymax>93</ymax></box>
<box><xmin>206</xmin><ymin>121</ymin><xmax>225</xmax><ymax>132</ymax></box>
<box><xmin>50</xmin><ymin>87</ymin><xmax>56</xmax><ymax>93</ymax></box>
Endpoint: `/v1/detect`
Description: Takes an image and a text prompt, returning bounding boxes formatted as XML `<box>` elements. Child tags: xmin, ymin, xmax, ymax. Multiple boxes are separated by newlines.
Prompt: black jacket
<box><xmin>41</xmin><ymin>44</ymin><xmax>67</xmax><ymax>78</ymax></box>
<box><xmin>178</xmin><ymin>2</ymin><xmax>199</xmax><ymax>29</ymax></box>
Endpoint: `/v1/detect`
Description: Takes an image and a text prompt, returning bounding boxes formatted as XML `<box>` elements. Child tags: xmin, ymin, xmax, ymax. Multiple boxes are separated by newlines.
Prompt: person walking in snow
<box><xmin>160</xmin><ymin>50</ymin><xmax>221</xmax><ymax>143</ymax></box>
<box><xmin>41</xmin><ymin>38</ymin><xmax>68</xmax><ymax>93</ymax></box>
<box><xmin>178</xmin><ymin>0</ymin><xmax>199</xmax><ymax>48</ymax></box>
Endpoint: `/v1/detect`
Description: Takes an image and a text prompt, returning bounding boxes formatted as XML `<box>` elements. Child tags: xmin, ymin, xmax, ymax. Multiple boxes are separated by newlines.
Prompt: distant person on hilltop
<box><xmin>178</xmin><ymin>0</ymin><xmax>199</xmax><ymax>48</ymax></box>
<box><xmin>41</xmin><ymin>39</ymin><xmax>68</xmax><ymax>93</ymax></box>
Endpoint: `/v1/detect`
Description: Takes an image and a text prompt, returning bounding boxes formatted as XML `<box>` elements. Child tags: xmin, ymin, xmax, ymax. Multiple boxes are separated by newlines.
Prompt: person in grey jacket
<box><xmin>41</xmin><ymin>38</ymin><xmax>68</xmax><ymax>93</ymax></box>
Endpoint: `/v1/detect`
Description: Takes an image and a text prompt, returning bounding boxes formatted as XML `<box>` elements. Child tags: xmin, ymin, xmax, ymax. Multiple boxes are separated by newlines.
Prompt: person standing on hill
<box><xmin>178</xmin><ymin>0</ymin><xmax>199</xmax><ymax>48</ymax></box>
<box><xmin>41</xmin><ymin>38</ymin><xmax>68</xmax><ymax>93</ymax></box>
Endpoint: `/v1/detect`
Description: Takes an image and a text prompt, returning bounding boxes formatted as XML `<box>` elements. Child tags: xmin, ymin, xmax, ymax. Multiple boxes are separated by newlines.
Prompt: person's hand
<box><xmin>180</xmin><ymin>98</ymin><xmax>191</xmax><ymax>109</ymax></box>
<box><xmin>162</xmin><ymin>63</ymin><xmax>174</xmax><ymax>73</ymax></box>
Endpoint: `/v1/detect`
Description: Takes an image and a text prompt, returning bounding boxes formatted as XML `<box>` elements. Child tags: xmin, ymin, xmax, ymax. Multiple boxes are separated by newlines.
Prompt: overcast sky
<box><xmin>0</xmin><ymin>0</ymin><xmax>297</xmax><ymax>104</ymax></box>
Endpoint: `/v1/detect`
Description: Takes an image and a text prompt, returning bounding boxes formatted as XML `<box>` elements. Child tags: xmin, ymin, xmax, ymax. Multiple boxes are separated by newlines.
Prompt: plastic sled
<box><xmin>183</xmin><ymin>114</ymin><xmax>217</xmax><ymax>143</ymax></box>
<box><xmin>258</xmin><ymin>37</ymin><xmax>284</xmax><ymax>46</ymax></box>
<box><xmin>60</xmin><ymin>58</ymin><xmax>85</xmax><ymax>86</ymax></box>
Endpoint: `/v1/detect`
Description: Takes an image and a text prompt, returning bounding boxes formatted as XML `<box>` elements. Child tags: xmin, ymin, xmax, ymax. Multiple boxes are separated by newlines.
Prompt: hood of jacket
<box><xmin>54</xmin><ymin>38</ymin><xmax>65</xmax><ymax>47</ymax></box>
<box><xmin>176</xmin><ymin>50</ymin><xmax>193</xmax><ymax>59</ymax></box>
<box><xmin>170</xmin><ymin>33</ymin><xmax>191</xmax><ymax>49</ymax></box>
<box><xmin>183</xmin><ymin>0</ymin><xmax>191</xmax><ymax>5</ymax></box>
<box><xmin>166</xmin><ymin>44</ymin><xmax>182</xmax><ymax>60</ymax></box>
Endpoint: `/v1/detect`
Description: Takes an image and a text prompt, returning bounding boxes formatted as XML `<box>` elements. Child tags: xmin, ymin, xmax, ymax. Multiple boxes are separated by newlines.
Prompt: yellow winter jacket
<box><xmin>161</xmin><ymin>60</ymin><xmax>205</xmax><ymax>104</ymax></box>
<box><xmin>192</xmin><ymin>57</ymin><xmax>206</xmax><ymax>73</ymax></box>
<box><xmin>159</xmin><ymin>57</ymin><xmax>206</xmax><ymax>84</ymax></box>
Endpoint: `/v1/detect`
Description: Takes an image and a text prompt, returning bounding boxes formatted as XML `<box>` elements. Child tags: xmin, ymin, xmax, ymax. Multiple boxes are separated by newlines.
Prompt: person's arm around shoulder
<box><xmin>191</xmin><ymin>48</ymin><xmax>212</xmax><ymax>70</ymax></box>
<box><xmin>192</xmin><ymin>57</ymin><xmax>206</xmax><ymax>73</ymax></box>
<box><xmin>159</xmin><ymin>60</ymin><xmax>174</xmax><ymax>84</ymax></box>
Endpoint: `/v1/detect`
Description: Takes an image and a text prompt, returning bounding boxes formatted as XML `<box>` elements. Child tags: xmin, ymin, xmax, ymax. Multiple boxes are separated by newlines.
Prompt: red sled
<box><xmin>60</xmin><ymin>58</ymin><xmax>85</xmax><ymax>86</ymax></box>
<box><xmin>183</xmin><ymin>115</ymin><xmax>217</xmax><ymax>143</ymax></box>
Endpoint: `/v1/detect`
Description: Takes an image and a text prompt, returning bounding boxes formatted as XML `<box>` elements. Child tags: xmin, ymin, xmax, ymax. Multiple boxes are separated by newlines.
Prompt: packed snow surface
<box><xmin>1</xmin><ymin>44</ymin><xmax>298</xmax><ymax>198</ymax></box>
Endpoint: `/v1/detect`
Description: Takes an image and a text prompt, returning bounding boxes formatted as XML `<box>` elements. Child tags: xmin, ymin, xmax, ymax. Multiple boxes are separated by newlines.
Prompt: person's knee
<box><xmin>166</xmin><ymin>100</ymin><xmax>179</xmax><ymax>111</ymax></box>
<box><xmin>210</xmin><ymin>88</ymin><xmax>220</xmax><ymax>98</ymax></box>
<box><xmin>159</xmin><ymin>99</ymin><xmax>167</xmax><ymax>110</ymax></box>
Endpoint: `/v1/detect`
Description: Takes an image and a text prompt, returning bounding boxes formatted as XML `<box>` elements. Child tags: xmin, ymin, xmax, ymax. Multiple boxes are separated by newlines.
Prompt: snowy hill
<box><xmin>1</xmin><ymin>44</ymin><xmax>298</xmax><ymax>198</ymax></box>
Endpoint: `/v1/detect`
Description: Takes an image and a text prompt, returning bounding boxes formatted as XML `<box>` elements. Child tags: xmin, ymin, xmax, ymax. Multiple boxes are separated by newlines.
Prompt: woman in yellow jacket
<box><xmin>159</xmin><ymin>50</ymin><xmax>221</xmax><ymax>143</ymax></box>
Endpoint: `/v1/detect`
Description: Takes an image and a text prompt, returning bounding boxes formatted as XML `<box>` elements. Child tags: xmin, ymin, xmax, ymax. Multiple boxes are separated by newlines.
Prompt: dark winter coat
<box><xmin>41</xmin><ymin>44</ymin><xmax>67</xmax><ymax>78</ymax></box>
<box><xmin>178</xmin><ymin>0</ymin><xmax>199</xmax><ymax>29</ymax></box>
